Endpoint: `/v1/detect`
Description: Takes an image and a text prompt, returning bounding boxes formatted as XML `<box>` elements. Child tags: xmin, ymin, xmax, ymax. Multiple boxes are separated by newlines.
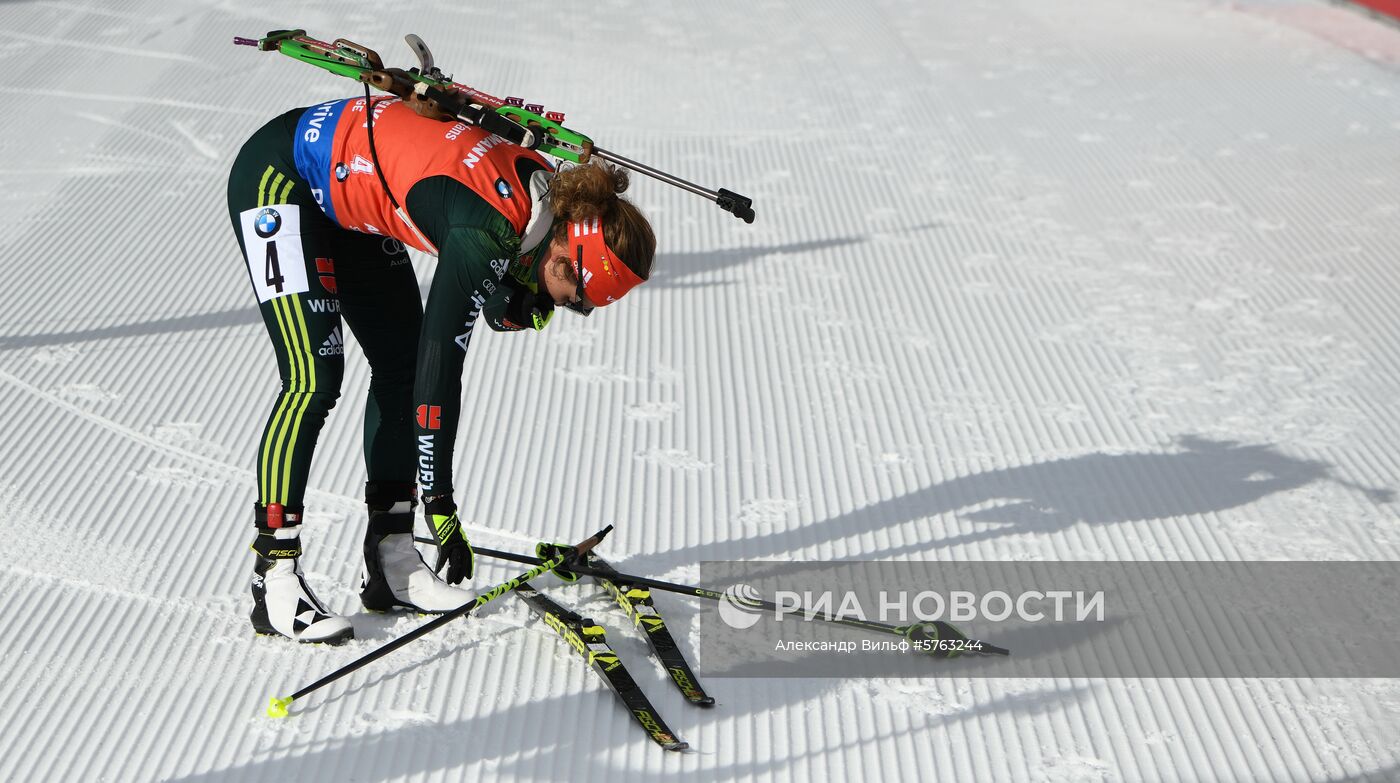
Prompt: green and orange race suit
<box><xmin>228</xmin><ymin>96</ymin><xmax>554</xmax><ymax>516</ymax></box>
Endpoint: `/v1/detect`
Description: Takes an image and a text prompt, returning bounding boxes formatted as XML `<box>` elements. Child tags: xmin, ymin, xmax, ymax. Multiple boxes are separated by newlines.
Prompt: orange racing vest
<box><xmin>293</xmin><ymin>96</ymin><xmax>551</xmax><ymax>254</ymax></box>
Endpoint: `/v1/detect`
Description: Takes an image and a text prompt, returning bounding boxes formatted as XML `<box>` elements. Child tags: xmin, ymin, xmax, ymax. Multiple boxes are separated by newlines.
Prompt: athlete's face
<box><xmin>539</xmin><ymin>235</ymin><xmax>594</xmax><ymax>312</ymax></box>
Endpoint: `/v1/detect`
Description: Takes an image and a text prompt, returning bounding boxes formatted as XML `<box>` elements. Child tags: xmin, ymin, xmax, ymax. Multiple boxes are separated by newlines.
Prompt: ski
<box><xmin>584</xmin><ymin>553</ymin><xmax>716</xmax><ymax>707</ymax></box>
<box><xmin>514</xmin><ymin>583</ymin><xmax>689</xmax><ymax>752</ymax></box>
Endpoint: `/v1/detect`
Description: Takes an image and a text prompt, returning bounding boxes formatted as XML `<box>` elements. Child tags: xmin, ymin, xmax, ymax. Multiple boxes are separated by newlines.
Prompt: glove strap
<box><xmin>430</xmin><ymin>510</ymin><xmax>463</xmax><ymax>545</ymax></box>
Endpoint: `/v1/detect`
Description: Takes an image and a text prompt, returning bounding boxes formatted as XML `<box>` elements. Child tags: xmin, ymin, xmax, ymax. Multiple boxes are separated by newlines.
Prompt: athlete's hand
<box><xmin>483</xmin><ymin>276</ymin><xmax>554</xmax><ymax>332</ymax></box>
<box><xmin>426</xmin><ymin>497</ymin><xmax>475</xmax><ymax>584</ymax></box>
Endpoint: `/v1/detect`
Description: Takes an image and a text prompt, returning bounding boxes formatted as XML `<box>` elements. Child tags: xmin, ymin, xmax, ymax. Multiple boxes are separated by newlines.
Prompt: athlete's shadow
<box><xmin>917</xmin><ymin>435</ymin><xmax>1391</xmax><ymax>551</ymax></box>
<box><xmin>655</xmin><ymin>436</ymin><xmax>1393</xmax><ymax>566</ymax></box>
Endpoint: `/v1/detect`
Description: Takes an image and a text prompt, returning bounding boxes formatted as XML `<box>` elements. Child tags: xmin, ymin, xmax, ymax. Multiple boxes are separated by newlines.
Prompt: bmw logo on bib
<box><xmin>495</xmin><ymin>178</ymin><xmax>513</xmax><ymax>200</ymax></box>
<box><xmin>254</xmin><ymin>208</ymin><xmax>282</xmax><ymax>238</ymax></box>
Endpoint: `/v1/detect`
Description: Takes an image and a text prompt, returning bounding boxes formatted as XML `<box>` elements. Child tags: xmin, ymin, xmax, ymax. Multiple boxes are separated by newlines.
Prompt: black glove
<box><xmin>483</xmin><ymin>276</ymin><xmax>554</xmax><ymax>332</ymax></box>
<box><xmin>426</xmin><ymin>497</ymin><xmax>475</xmax><ymax>584</ymax></box>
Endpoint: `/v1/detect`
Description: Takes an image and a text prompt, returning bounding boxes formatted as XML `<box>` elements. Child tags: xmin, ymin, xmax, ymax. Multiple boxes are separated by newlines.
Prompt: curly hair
<box><xmin>548</xmin><ymin>161</ymin><xmax>656</xmax><ymax>280</ymax></box>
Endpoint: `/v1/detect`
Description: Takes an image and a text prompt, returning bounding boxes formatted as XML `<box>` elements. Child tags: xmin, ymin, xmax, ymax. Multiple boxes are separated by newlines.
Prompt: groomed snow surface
<box><xmin>2</xmin><ymin>0</ymin><xmax>1400</xmax><ymax>780</ymax></box>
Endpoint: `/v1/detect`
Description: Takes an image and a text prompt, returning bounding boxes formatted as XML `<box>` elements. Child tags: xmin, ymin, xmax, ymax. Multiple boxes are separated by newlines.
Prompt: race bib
<box><xmin>240</xmin><ymin>204</ymin><xmax>309</xmax><ymax>303</ymax></box>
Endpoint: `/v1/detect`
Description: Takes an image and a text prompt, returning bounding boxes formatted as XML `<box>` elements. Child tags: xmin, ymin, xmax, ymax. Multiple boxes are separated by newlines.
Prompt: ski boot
<box><xmin>359</xmin><ymin>482</ymin><xmax>473</xmax><ymax>613</ymax></box>
<box><xmin>250</xmin><ymin>503</ymin><xmax>354</xmax><ymax>645</ymax></box>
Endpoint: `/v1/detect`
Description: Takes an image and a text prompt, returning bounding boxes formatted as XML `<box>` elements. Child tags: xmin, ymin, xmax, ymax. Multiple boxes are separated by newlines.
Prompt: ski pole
<box><xmin>420</xmin><ymin>538</ymin><xmax>1010</xmax><ymax>657</ymax></box>
<box><xmin>266</xmin><ymin>525</ymin><xmax>613</xmax><ymax>718</ymax></box>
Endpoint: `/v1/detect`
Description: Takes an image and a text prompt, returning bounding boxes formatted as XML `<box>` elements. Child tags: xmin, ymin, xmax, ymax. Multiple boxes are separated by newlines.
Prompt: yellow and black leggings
<box><xmin>227</xmin><ymin>109</ymin><xmax>423</xmax><ymax>521</ymax></box>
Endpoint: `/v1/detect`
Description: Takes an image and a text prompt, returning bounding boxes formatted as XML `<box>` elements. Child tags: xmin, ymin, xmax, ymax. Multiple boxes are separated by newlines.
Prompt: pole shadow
<box><xmin>646</xmin><ymin>236</ymin><xmax>867</xmax><ymax>289</ymax></box>
<box><xmin>161</xmin><ymin>662</ymin><xmax>1098</xmax><ymax>783</ymax></box>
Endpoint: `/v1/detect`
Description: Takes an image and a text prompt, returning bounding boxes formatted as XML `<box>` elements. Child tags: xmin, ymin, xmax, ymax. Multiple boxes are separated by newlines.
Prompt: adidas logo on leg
<box><xmin>319</xmin><ymin>326</ymin><xmax>344</xmax><ymax>356</ymax></box>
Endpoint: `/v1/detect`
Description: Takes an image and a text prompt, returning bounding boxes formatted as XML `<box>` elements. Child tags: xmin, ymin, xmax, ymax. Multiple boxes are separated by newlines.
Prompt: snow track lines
<box><xmin>2</xmin><ymin>0</ymin><xmax>1400</xmax><ymax>781</ymax></box>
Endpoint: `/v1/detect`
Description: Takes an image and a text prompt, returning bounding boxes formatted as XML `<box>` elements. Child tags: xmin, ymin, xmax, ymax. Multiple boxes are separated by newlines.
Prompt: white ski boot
<box><xmin>250</xmin><ymin>507</ymin><xmax>354</xmax><ymax>645</ymax></box>
<box><xmin>360</xmin><ymin>492</ymin><xmax>472</xmax><ymax>613</ymax></box>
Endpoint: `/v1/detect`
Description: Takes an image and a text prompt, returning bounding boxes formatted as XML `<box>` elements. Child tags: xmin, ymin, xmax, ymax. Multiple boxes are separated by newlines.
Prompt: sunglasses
<box><xmin>562</xmin><ymin>243</ymin><xmax>595</xmax><ymax>317</ymax></box>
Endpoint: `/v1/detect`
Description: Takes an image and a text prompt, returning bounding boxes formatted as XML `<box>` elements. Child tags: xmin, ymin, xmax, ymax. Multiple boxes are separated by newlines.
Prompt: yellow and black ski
<box><xmin>514</xmin><ymin>583</ymin><xmax>689</xmax><ymax>752</ymax></box>
<box><xmin>584</xmin><ymin>553</ymin><xmax>716</xmax><ymax>707</ymax></box>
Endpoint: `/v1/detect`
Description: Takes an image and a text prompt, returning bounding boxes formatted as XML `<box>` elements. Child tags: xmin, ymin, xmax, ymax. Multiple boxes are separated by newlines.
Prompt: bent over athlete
<box><xmin>227</xmin><ymin>95</ymin><xmax>654</xmax><ymax>644</ymax></box>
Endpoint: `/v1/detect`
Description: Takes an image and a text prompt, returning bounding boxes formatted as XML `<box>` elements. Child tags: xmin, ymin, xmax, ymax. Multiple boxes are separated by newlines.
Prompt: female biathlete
<box><xmin>227</xmin><ymin>95</ymin><xmax>654</xmax><ymax>644</ymax></box>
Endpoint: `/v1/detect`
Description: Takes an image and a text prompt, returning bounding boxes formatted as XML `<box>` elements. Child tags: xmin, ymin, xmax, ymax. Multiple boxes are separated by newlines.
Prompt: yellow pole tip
<box><xmin>267</xmin><ymin>696</ymin><xmax>293</xmax><ymax>718</ymax></box>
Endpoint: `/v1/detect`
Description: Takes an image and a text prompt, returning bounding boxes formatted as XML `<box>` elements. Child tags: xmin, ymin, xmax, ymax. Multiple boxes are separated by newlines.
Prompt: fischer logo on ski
<box><xmin>587</xmin><ymin>553</ymin><xmax>717</xmax><ymax>707</ymax></box>
<box><xmin>515</xmin><ymin>583</ymin><xmax>689</xmax><ymax>751</ymax></box>
<box><xmin>667</xmin><ymin>667</ymin><xmax>707</xmax><ymax>703</ymax></box>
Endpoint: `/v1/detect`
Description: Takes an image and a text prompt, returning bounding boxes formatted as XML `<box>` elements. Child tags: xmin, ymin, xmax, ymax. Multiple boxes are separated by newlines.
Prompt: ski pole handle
<box><xmin>569</xmin><ymin>524</ymin><xmax>613</xmax><ymax>558</ymax></box>
<box><xmin>715</xmin><ymin>189</ymin><xmax>757</xmax><ymax>224</ymax></box>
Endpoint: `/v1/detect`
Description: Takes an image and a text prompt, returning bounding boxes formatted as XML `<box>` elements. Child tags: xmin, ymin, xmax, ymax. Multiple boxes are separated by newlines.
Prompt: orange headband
<box><xmin>569</xmin><ymin>218</ymin><xmax>644</xmax><ymax>307</ymax></box>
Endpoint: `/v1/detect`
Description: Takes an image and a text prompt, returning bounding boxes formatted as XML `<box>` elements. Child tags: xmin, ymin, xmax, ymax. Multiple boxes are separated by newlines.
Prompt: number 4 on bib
<box><xmin>240</xmin><ymin>204</ymin><xmax>309</xmax><ymax>303</ymax></box>
<box><xmin>265</xmin><ymin>242</ymin><xmax>285</xmax><ymax>293</ymax></box>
